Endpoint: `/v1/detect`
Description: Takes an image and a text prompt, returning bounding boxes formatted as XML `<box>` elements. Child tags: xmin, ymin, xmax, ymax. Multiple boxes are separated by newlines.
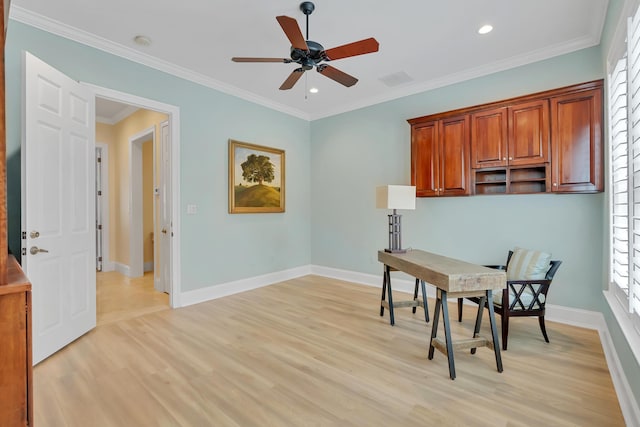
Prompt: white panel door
<box><xmin>22</xmin><ymin>52</ymin><xmax>96</xmax><ymax>364</ymax></box>
<box><xmin>156</xmin><ymin>121</ymin><xmax>171</xmax><ymax>293</ymax></box>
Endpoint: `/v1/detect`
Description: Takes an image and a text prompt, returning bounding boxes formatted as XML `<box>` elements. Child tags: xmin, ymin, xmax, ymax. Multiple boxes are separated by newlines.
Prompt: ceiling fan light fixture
<box><xmin>309</xmin><ymin>87</ymin><xmax>319</xmax><ymax>94</ymax></box>
<box><xmin>478</xmin><ymin>24</ymin><xmax>493</xmax><ymax>35</ymax></box>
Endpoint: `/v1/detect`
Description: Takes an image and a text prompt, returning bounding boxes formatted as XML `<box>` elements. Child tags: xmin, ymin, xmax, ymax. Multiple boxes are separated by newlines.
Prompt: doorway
<box><xmin>90</xmin><ymin>84</ymin><xmax>181</xmax><ymax>309</ymax></box>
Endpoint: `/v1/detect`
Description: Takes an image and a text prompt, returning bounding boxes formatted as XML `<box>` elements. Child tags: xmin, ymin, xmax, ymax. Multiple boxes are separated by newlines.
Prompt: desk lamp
<box><xmin>376</xmin><ymin>185</ymin><xmax>416</xmax><ymax>253</ymax></box>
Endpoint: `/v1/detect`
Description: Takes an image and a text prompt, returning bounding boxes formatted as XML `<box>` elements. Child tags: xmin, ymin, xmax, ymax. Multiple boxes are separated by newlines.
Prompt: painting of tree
<box><xmin>229</xmin><ymin>140</ymin><xmax>285</xmax><ymax>213</ymax></box>
<box><xmin>241</xmin><ymin>154</ymin><xmax>275</xmax><ymax>185</ymax></box>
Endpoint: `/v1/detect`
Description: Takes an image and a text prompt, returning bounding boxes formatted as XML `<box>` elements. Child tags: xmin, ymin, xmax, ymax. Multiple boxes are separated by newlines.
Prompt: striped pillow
<box><xmin>507</xmin><ymin>247</ymin><xmax>552</xmax><ymax>280</ymax></box>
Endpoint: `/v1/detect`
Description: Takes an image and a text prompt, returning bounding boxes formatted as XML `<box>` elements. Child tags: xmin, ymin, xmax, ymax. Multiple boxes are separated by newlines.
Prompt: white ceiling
<box><xmin>10</xmin><ymin>0</ymin><xmax>610</xmax><ymax>121</ymax></box>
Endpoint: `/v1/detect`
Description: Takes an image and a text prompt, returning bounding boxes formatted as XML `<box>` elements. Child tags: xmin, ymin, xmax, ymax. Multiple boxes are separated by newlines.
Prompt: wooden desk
<box><xmin>378</xmin><ymin>249</ymin><xmax>505</xmax><ymax>380</ymax></box>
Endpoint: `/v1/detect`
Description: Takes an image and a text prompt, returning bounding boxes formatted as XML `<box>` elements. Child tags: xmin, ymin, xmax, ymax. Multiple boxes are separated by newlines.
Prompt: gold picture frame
<box><xmin>228</xmin><ymin>139</ymin><xmax>285</xmax><ymax>213</ymax></box>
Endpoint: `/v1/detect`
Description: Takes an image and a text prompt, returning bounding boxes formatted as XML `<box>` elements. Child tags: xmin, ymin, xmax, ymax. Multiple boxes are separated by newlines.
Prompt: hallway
<box><xmin>97</xmin><ymin>271</ymin><xmax>169</xmax><ymax>326</ymax></box>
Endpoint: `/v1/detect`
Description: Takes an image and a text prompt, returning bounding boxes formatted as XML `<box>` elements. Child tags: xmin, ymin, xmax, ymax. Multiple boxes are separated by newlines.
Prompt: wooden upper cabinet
<box><xmin>410</xmin><ymin>115</ymin><xmax>470</xmax><ymax>197</ymax></box>
<box><xmin>550</xmin><ymin>87</ymin><xmax>603</xmax><ymax>193</ymax></box>
<box><xmin>471</xmin><ymin>100</ymin><xmax>549</xmax><ymax>168</ymax></box>
<box><xmin>471</xmin><ymin>107</ymin><xmax>508</xmax><ymax>168</ymax></box>
<box><xmin>509</xmin><ymin>99</ymin><xmax>549</xmax><ymax>166</ymax></box>
<box><xmin>411</xmin><ymin>121</ymin><xmax>439</xmax><ymax>197</ymax></box>
<box><xmin>410</xmin><ymin>80</ymin><xmax>603</xmax><ymax>196</ymax></box>
<box><xmin>440</xmin><ymin>115</ymin><xmax>470</xmax><ymax>196</ymax></box>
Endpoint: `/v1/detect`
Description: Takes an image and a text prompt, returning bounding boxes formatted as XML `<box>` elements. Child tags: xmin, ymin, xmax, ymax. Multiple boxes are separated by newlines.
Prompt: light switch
<box><xmin>187</xmin><ymin>204</ymin><xmax>198</xmax><ymax>214</ymax></box>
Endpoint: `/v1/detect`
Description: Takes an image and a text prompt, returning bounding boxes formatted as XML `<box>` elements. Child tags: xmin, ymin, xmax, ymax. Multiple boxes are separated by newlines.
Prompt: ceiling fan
<box><xmin>231</xmin><ymin>1</ymin><xmax>379</xmax><ymax>90</ymax></box>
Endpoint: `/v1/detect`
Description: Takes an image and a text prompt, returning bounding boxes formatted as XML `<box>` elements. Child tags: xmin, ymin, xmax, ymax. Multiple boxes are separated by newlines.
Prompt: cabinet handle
<box><xmin>509</xmin><ymin>157</ymin><xmax>513</xmax><ymax>160</ymax></box>
<box><xmin>553</xmin><ymin>183</ymin><xmax>557</xmax><ymax>186</ymax></box>
<box><xmin>503</xmin><ymin>157</ymin><xmax>506</xmax><ymax>161</ymax></box>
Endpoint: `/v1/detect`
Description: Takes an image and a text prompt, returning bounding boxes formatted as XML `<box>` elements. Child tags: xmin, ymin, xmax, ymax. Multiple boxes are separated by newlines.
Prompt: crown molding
<box><xmin>9</xmin><ymin>5</ymin><xmax>311</xmax><ymax>121</ymax></box>
<box><xmin>10</xmin><ymin>4</ymin><xmax>606</xmax><ymax>123</ymax></box>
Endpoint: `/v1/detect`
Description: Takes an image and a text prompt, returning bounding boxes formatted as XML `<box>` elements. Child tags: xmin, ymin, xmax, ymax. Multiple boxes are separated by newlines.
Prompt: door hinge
<box><xmin>98</xmin><ymin>256</ymin><xmax>103</xmax><ymax>262</ymax></box>
<box><xmin>21</xmin><ymin>231</ymin><xmax>26</xmax><ymax>239</ymax></box>
<box><xmin>97</xmin><ymin>190</ymin><xmax>102</xmax><ymax>196</ymax></box>
<box><xmin>21</xmin><ymin>248</ymin><xmax>26</xmax><ymax>256</ymax></box>
<box><xmin>97</xmin><ymin>224</ymin><xmax>102</xmax><ymax>230</ymax></box>
<box><xmin>97</xmin><ymin>157</ymin><xmax>102</xmax><ymax>163</ymax></box>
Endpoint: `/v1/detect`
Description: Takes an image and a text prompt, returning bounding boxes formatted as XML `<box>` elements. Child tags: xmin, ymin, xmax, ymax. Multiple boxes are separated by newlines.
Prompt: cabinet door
<box><xmin>411</xmin><ymin>122</ymin><xmax>440</xmax><ymax>197</ymax></box>
<box><xmin>0</xmin><ymin>292</ymin><xmax>28</xmax><ymax>426</ymax></box>
<box><xmin>471</xmin><ymin>107</ymin><xmax>508</xmax><ymax>168</ymax></box>
<box><xmin>550</xmin><ymin>88</ymin><xmax>603</xmax><ymax>192</ymax></box>
<box><xmin>508</xmin><ymin>99</ymin><xmax>549</xmax><ymax>166</ymax></box>
<box><xmin>440</xmin><ymin>115</ymin><xmax>470</xmax><ymax>196</ymax></box>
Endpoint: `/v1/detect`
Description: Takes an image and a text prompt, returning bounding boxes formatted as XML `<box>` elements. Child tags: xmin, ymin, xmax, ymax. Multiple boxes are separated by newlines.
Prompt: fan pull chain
<box><xmin>305</xmin><ymin>73</ymin><xmax>308</xmax><ymax>100</ymax></box>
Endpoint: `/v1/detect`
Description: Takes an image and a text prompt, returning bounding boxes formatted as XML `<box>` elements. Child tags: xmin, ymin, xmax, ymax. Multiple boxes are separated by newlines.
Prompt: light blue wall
<box><xmin>4</xmin><ymin>22</ymin><xmax>311</xmax><ymax>291</ymax></box>
<box><xmin>311</xmin><ymin>47</ymin><xmax>605</xmax><ymax>311</ymax></box>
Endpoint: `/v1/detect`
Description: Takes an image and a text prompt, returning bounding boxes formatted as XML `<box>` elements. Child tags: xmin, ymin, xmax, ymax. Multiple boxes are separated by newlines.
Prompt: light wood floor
<box><xmin>34</xmin><ymin>275</ymin><xmax>625</xmax><ymax>426</ymax></box>
<box><xmin>96</xmin><ymin>271</ymin><xmax>169</xmax><ymax>326</ymax></box>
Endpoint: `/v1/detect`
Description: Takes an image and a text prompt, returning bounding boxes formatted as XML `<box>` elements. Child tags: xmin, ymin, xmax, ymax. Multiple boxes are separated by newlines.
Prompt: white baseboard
<box><xmin>309</xmin><ymin>264</ymin><xmax>438</xmax><ymax>299</ymax></box>
<box><xmin>175</xmin><ymin>263</ymin><xmax>639</xmax><ymax>425</ymax></box>
<box><xmin>144</xmin><ymin>261</ymin><xmax>154</xmax><ymax>272</ymax></box>
<box><xmin>179</xmin><ymin>265</ymin><xmax>311</xmax><ymax>307</ymax></box>
<box><xmin>100</xmin><ymin>261</ymin><xmax>115</xmax><ymax>272</ymax></box>
<box><xmin>113</xmin><ymin>262</ymin><xmax>130</xmax><ymax>277</ymax></box>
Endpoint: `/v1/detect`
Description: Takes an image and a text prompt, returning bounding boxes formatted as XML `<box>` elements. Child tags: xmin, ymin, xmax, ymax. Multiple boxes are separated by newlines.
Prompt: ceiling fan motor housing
<box><xmin>290</xmin><ymin>40</ymin><xmax>325</xmax><ymax>68</ymax></box>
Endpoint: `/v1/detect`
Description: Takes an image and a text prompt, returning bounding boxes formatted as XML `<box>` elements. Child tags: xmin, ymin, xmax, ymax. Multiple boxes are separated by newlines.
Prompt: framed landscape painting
<box><xmin>228</xmin><ymin>140</ymin><xmax>285</xmax><ymax>213</ymax></box>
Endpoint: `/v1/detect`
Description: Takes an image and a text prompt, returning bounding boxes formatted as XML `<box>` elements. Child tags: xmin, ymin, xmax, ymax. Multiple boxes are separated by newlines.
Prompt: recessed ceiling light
<box><xmin>309</xmin><ymin>87</ymin><xmax>319</xmax><ymax>94</ymax></box>
<box><xmin>133</xmin><ymin>35</ymin><xmax>152</xmax><ymax>46</ymax></box>
<box><xmin>478</xmin><ymin>24</ymin><xmax>493</xmax><ymax>35</ymax></box>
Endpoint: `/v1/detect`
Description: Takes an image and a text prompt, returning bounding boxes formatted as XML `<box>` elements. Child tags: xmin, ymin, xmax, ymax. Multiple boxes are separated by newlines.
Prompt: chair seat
<box><xmin>493</xmin><ymin>286</ymin><xmax>545</xmax><ymax>310</ymax></box>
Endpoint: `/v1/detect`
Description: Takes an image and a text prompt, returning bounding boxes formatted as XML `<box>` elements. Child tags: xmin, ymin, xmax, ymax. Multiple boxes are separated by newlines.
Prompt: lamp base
<box><xmin>384</xmin><ymin>248</ymin><xmax>407</xmax><ymax>254</ymax></box>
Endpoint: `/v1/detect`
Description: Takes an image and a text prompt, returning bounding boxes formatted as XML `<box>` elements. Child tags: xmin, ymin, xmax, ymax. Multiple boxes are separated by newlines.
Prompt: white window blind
<box><xmin>610</xmin><ymin>56</ymin><xmax>628</xmax><ymax>297</ymax></box>
<box><xmin>629</xmin><ymin>6</ymin><xmax>640</xmax><ymax>319</ymax></box>
<box><xmin>609</xmin><ymin>5</ymin><xmax>640</xmax><ymax>335</ymax></box>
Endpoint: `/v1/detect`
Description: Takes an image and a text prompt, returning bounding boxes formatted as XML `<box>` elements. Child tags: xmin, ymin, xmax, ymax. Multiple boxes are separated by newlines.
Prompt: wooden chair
<box><xmin>457</xmin><ymin>251</ymin><xmax>562</xmax><ymax>350</ymax></box>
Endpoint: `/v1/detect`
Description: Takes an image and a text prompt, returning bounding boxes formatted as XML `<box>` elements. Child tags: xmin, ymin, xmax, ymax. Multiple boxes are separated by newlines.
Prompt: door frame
<box><xmin>86</xmin><ymin>83</ymin><xmax>182</xmax><ymax>308</ymax></box>
<box><xmin>129</xmin><ymin>126</ymin><xmax>155</xmax><ymax>278</ymax></box>
<box><xmin>95</xmin><ymin>142</ymin><xmax>112</xmax><ymax>272</ymax></box>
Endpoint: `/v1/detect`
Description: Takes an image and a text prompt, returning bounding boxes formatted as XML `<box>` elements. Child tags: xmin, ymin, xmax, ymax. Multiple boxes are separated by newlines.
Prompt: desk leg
<box><xmin>486</xmin><ymin>290</ymin><xmax>503</xmax><ymax>373</ymax></box>
<box><xmin>380</xmin><ymin>266</ymin><xmax>387</xmax><ymax>317</ymax></box>
<box><xmin>427</xmin><ymin>295</ymin><xmax>441</xmax><ymax>361</ymax></box>
<box><xmin>412</xmin><ymin>278</ymin><xmax>419</xmax><ymax>314</ymax></box>
<box><xmin>470</xmin><ymin>295</ymin><xmax>486</xmax><ymax>355</ymax></box>
<box><xmin>420</xmin><ymin>280</ymin><xmax>429</xmax><ymax>323</ymax></box>
<box><xmin>440</xmin><ymin>290</ymin><xmax>456</xmax><ymax>380</ymax></box>
<box><xmin>386</xmin><ymin>266</ymin><xmax>395</xmax><ymax>326</ymax></box>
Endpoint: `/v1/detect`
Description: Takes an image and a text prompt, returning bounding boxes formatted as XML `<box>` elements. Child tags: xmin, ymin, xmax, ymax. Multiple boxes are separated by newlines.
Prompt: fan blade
<box><xmin>276</xmin><ymin>15</ymin><xmax>309</xmax><ymax>51</ymax></box>
<box><xmin>317</xmin><ymin>65</ymin><xmax>358</xmax><ymax>87</ymax></box>
<box><xmin>324</xmin><ymin>37</ymin><xmax>379</xmax><ymax>61</ymax></box>
<box><xmin>280</xmin><ymin>68</ymin><xmax>305</xmax><ymax>90</ymax></box>
<box><xmin>232</xmin><ymin>57</ymin><xmax>291</xmax><ymax>63</ymax></box>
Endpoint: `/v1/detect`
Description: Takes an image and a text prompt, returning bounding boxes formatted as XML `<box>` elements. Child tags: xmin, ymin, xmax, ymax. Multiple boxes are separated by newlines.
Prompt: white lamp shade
<box><xmin>376</xmin><ymin>185</ymin><xmax>416</xmax><ymax>210</ymax></box>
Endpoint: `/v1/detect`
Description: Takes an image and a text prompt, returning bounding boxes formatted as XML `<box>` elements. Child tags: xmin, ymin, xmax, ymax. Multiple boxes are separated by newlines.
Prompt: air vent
<box><xmin>379</xmin><ymin>71</ymin><xmax>413</xmax><ymax>87</ymax></box>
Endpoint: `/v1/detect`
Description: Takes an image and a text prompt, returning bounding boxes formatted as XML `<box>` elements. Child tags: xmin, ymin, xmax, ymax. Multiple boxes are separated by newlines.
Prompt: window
<box><xmin>608</xmin><ymin>5</ymin><xmax>640</xmax><ymax>337</ymax></box>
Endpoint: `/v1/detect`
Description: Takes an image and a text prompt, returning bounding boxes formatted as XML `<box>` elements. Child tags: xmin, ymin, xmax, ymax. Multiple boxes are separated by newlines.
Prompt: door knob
<box><xmin>30</xmin><ymin>246</ymin><xmax>49</xmax><ymax>255</ymax></box>
<box><xmin>30</xmin><ymin>231</ymin><xmax>40</xmax><ymax>239</ymax></box>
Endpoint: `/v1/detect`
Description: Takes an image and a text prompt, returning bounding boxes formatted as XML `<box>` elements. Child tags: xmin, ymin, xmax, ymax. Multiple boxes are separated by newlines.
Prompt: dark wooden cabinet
<box><xmin>509</xmin><ymin>99</ymin><xmax>550</xmax><ymax>166</ymax></box>
<box><xmin>471</xmin><ymin>100</ymin><xmax>549</xmax><ymax>169</ymax></box>
<box><xmin>410</xmin><ymin>115</ymin><xmax>470</xmax><ymax>197</ymax></box>
<box><xmin>550</xmin><ymin>87</ymin><xmax>603</xmax><ymax>193</ymax></box>
<box><xmin>0</xmin><ymin>258</ymin><xmax>32</xmax><ymax>427</ymax></box>
<box><xmin>410</xmin><ymin>80</ymin><xmax>602</xmax><ymax>197</ymax></box>
<box><xmin>471</xmin><ymin>107</ymin><xmax>508</xmax><ymax>168</ymax></box>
